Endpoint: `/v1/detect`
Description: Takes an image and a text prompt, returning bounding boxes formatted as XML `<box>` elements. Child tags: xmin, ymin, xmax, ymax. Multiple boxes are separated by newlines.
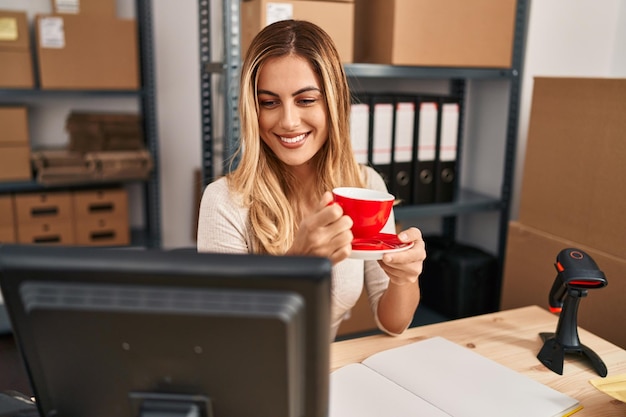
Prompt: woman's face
<box><xmin>256</xmin><ymin>55</ymin><xmax>328</xmax><ymax>170</ymax></box>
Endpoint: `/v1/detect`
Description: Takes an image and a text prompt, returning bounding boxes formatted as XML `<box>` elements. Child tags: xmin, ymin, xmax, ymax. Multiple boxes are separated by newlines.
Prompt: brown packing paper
<box><xmin>589</xmin><ymin>374</ymin><xmax>626</xmax><ymax>403</ymax></box>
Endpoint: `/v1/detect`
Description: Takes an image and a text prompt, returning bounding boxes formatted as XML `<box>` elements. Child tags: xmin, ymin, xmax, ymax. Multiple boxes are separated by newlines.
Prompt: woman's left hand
<box><xmin>378</xmin><ymin>227</ymin><xmax>426</xmax><ymax>286</ymax></box>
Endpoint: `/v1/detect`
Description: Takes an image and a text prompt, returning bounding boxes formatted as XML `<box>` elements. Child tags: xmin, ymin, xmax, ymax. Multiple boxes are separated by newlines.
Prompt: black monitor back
<box><xmin>0</xmin><ymin>245</ymin><xmax>332</xmax><ymax>417</ymax></box>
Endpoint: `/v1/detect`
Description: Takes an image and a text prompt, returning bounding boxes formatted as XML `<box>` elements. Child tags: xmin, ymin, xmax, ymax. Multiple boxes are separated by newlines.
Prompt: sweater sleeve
<box><xmin>196</xmin><ymin>177</ymin><xmax>254</xmax><ymax>254</ymax></box>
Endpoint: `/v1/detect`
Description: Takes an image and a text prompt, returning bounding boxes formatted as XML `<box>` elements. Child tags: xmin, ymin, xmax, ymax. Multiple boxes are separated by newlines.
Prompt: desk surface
<box><xmin>331</xmin><ymin>305</ymin><xmax>626</xmax><ymax>416</ymax></box>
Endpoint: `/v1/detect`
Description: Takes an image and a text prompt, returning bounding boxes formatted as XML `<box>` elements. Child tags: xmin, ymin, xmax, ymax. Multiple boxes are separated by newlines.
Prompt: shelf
<box><xmin>0</xmin><ymin>89</ymin><xmax>143</xmax><ymax>100</ymax></box>
<box><xmin>394</xmin><ymin>189</ymin><xmax>502</xmax><ymax>220</ymax></box>
<box><xmin>0</xmin><ymin>179</ymin><xmax>149</xmax><ymax>194</ymax></box>
<box><xmin>0</xmin><ymin>0</ymin><xmax>161</xmax><ymax>248</ymax></box>
<box><xmin>344</xmin><ymin>64</ymin><xmax>519</xmax><ymax>80</ymax></box>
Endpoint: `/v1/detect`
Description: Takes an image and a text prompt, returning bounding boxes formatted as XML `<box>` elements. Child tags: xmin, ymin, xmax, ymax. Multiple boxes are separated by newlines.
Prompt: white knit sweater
<box><xmin>197</xmin><ymin>165</ymin><xmax>398</xmax><ymax>340</ymax></box>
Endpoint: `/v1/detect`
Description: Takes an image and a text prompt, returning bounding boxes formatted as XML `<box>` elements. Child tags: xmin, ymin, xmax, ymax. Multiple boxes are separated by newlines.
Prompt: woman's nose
<box><xmin>279</xmin><ymin>104</ymin><xmax>300</xmax><ymax>129</ymax></box>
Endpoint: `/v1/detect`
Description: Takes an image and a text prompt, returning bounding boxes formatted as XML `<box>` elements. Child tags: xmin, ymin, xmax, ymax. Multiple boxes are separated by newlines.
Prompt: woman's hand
<box><xmin>287</xmin><ymin>192</ymin><xmax>354</xmax><ymax>264</ymax></box>
<box><xmin>379</xmin><ymin>227</ymin><xmax>426</xmax><ymax>286</ymax></box>
<box><xmin>375</xmin><ymin>226</ymin><xmax>425</xmax><ymax>334</ymax></box>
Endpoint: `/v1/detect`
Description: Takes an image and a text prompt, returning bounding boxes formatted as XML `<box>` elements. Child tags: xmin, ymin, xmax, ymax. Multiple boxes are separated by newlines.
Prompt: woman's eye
<box><xmin>260</xmin><ymin>99</ymin><xmax>279</xmax><ymax>108</ymax></box>
<box><xmin>298</xmin><ymin>98</ymin><xmax>317</xmax><ymax>106</ymax></box>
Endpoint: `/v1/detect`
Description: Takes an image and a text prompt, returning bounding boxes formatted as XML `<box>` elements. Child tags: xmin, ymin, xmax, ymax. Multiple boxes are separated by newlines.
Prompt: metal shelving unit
<box><xmin>0</xmin><ymin>0</ymin><xmax>161</xmax><ymax>248</ymax></box>
<box><xmin>198</xmin><ymin>0</ymin><xmax>530</xmax><ymax>303</ymax></box>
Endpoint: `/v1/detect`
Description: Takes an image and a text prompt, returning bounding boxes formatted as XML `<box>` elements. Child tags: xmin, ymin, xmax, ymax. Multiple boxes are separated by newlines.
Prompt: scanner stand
<box><xmin>537</xmin><ymin>288</ymin><xmax>607</xmax><ymax>377</ymax></box>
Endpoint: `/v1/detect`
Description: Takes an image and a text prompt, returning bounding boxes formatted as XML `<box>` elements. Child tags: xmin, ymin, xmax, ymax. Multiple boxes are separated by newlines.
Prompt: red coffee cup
<box><xmin>332</xmin><ymin>187</ymin><xmax>394</xmax><ymax>239</ymax></box>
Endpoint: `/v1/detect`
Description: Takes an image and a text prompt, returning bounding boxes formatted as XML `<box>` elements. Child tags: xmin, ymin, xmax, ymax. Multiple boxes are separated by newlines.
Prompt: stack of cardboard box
<box><xmin>0</xmin><ymin>106</ymin><xmax>32</xmax><ymax>182</ymax></box>
<box><xmin>501</xmin><ymin>77</ymin><xmax>626</xmax><ymax>349</ymax></box>
<box><xmin>240</xmin><ymin>0</ymin><xmax>518</xmax><ymax>68</ymax></box>
<box><xmin>31</xmin><ymin>111</ymin><xmax>152</xmax><ymax>184</ymax></box>
<box><xmin>9</xmin><ymin>187</ymin><xmax>130</xmax><ymax>246</ymax></box>
<box><xmin>72</xmin><ymin>188</ymin><xmax>130</xmax><ymax>246</ymax></box>
<box><xmin>35</xmin><ymin>0</ymin><xmax>139</xmax><ymax>89</ymax></box>
<box><xmin>0</xmin><ymin>10</ymin><xmax>34</xmax><ymax>88</ymax></box>
<box><xmin>14</xmin><ymin>191</ymin><xmax>76</xmax><ymax>245</ymax></box>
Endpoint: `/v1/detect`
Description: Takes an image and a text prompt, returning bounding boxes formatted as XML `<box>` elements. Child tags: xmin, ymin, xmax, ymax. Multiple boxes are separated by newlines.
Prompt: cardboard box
<box><xmin>0</xmin><ymin>225</ymin><xmax>16</xmax><ymax>243</ymax></box>
<box><xmin>501</xmin><ymin>221</ymin><xmax>626</xmax><ymax>349</ymax></box>
<box><xmin>0</xmin><ymin>106</ymin><xmax>32</xmax><ymax>181</ymax></box>
<box><xmin>66</xmin><ymin>111</ymin><xmax>144</xmax><ymax>152</ymax></box>
<box><xmin>74</xmin><ymin>215</ymin><xmax>129</xmax><ymax>246</ymax></box>
<box><xmin>14</xmin><ymin>191</ymin><xmax>75</xmax><ymax>245</ymax></box>
<box><xmin>16</xmin><ymin>221</ymin><xmax>75</xmax><ymax>245</ymax></box>
<box><xmin>14</xmin><ymin>191</ymin><xmax>74</xmax><ymax>224</ymax></box>
<box><xmin>73</xmin><ymin>188</ymin><xmax>130</xmax><ymax>246</ymax></box>
<box><xmin>85</xmin><ymin>150</ymin><xmax>153</xmax><ymax>180</ymax></box>
<box><xmin>73</xmin><ymin>188</ymin><xmax>128</xmax><ymax>220</ymax></box>
<box><xmin>50</xmin><ymin>0</ymin><xmax>117</xmax><ymax>18</ymax></box>
<box><xmin>354</xmin><ymin>0</ymin><xmax>517</xmax><ymax>67</ymax></box>
<box><xmin>518</xmin><ymin>77</ymin><xmax>626</xmax><ymax>259</ymax></box>
<box><xmin>31</xmin><ymin>149</ymin><xmax>94</xmax><ymax>185</ymax></box>
<box><xmin>0</xmin><ymin>146</ymin><xmax>31</xmax><ymax>182</ymax></box>
<box><xmin>0</xmin><ymin>106</ymin><xmax>29</xmax><ymax>144</ymax></box>
<box><xmin>0</xmin><ymin>194</ymin><xmax>16</xmax><ymax>243</ymax></box>
<box><xmin>35</xmin><ymin>14</ymin><xmax>139</xmax><ymax>89</ymax></box>
<box><xmin>241</xmin><ymin>0</ymin><xmax>354</xmax><ymax>63</ymax></box>
<box><xmin>0</xmin><ymin>10</ymin><xmax>34</xmax><ymax>88</ymax></box>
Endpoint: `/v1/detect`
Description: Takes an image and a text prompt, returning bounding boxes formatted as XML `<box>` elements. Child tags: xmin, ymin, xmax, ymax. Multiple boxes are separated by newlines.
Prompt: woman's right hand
<box><xmin>287</xmin><ymin>191</ymin><xmax>353</xmax><ymax>264</ymax></box>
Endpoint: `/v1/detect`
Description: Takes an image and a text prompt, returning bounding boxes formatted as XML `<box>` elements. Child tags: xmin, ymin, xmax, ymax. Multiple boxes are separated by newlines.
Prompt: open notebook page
<box><xmin>330</xmin><ymin>337</ymin><xmax>581</xmax><ymax>417</ymax></box>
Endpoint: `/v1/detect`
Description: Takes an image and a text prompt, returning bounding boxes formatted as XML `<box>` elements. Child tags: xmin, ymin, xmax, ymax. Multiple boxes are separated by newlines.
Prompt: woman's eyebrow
<box><xmin>257</xmin><ymin>86</ymin><xmax>321</xmax><ymax>97</ymax></box>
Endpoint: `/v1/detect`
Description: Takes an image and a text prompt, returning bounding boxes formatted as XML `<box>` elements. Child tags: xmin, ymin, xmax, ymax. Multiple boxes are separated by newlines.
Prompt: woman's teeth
<box><xmin>280</xmin><ymin>133</ymin><xmax>306</xmax><ymax>144</ymax></box>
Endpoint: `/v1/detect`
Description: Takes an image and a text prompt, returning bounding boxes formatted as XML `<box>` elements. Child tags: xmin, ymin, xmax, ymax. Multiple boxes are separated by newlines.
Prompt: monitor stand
<box><xmin>130</xmin><ymin>392</ymin><xmax>213</xmax><ymax>417</ymax></box>
<box><xmin>537</xmin><ymin>288</ymin><xmax>607</xmax><ymax>377</ymax></box>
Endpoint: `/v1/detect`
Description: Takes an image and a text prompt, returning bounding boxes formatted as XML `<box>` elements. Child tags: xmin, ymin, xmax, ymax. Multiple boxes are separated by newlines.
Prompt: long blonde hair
<box><xmin>228</xmin><ymin>20</ymin><xmax>364</xmax><ymax>254</ymax></box>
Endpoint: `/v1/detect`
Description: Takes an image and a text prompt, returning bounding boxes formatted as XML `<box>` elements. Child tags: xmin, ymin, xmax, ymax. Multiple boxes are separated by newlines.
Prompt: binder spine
<box><xmin>349</xmin><ymin>93</ymin><xmax>461</xmax><ymax>206</ymax></box>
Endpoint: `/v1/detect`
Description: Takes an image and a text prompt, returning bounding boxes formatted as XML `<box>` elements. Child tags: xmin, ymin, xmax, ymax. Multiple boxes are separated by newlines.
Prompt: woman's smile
<box><xmin>278</xmin><ymin>132</ymin><xmax>309</xmax><ymax>145</ymax></box>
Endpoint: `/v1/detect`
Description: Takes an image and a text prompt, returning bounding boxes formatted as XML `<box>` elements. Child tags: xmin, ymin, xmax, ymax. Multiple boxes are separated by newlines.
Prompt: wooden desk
<box><xmin>331</xmin><ymin>305</ymin><xmax>626</xmax><ymax>416</ymax></box>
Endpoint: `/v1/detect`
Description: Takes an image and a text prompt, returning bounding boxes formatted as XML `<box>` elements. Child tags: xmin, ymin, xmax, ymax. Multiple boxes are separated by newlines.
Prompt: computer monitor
<box><xmin>0</xmin><ymin>244</ymin><xmax>332</xmax><ymax>417</ymax></box>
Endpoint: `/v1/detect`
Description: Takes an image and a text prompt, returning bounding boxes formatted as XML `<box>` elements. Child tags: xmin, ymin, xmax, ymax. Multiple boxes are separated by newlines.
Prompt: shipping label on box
<box><xmin>0</xmin><ymin>15</ymin><xmax>18</xmax><ymax>41</ymax></box>
<box><xmin>38</xmin><ymin>16</ymin><xmax>65</xmax><ymax>48</ymax></box>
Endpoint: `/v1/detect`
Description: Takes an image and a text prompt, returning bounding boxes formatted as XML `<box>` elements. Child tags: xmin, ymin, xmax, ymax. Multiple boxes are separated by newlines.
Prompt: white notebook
<box><xmin>329</xmin><ymin>336</ymin><xmax>582</xmax><ymax>417</ymax></box>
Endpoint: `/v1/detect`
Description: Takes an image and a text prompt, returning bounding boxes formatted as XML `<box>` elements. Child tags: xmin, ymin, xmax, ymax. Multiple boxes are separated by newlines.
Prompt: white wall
<box><xmin>152</xmin><ymin>0</ymin><xmax>202</xmax><ymax>248</ymax></box>
<box><xmin>511</xmin><ymin>0</ymin><xmax>626</xmax><ymax>221</ymax></box>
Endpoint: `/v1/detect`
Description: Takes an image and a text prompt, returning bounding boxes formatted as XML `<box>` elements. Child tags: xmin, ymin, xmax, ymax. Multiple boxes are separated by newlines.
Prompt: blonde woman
<box><xmin>197</xmin><ymin>20</ymin><xmax>425</xmax><ymax>340</ymax></box>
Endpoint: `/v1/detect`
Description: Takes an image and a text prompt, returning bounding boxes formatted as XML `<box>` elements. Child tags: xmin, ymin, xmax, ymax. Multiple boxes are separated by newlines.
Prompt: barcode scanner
<box><xmin>538</xmin><ymin>248</ymin><xmax>608</xmax><ymax>377</ymax></box>
<box><xmin>548</xmin><ymin>248</ymin><xmax>608</xmax><ymax>313</ymax></box>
